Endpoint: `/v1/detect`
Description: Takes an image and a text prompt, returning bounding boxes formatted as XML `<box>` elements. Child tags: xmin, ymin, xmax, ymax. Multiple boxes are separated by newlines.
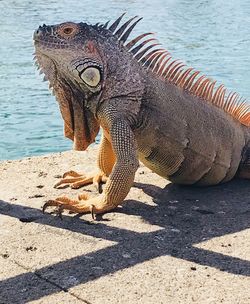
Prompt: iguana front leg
<box><xmin>54</xmin><ymin>132</ymin><xmax>116</xmax><ymax>190</ymax></box>
<box><xmin>43</xmin><ymin>120</ymin><xmax>139</xmax><ymax>216</ymax></box>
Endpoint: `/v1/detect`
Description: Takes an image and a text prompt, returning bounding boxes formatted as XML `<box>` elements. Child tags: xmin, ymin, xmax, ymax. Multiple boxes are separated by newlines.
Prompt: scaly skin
<box><xmin>33</xmin><ymin>16</ymin><xmax>250</xmax><ymax>218</ymax></box>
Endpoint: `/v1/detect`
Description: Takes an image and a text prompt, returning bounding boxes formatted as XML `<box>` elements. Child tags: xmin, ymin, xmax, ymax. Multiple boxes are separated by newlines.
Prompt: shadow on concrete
<box><xmin>0</xmin><ymin>178</ymin><xmax>250</xmax><ymax>303</ymax></box>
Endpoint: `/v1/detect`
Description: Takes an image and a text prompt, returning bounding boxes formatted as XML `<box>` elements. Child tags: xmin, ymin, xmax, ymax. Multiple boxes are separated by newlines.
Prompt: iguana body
<box><xmin>33</xmin><ymin>15</ymin><xmax>250</xmax><ymax>217</ymax></box>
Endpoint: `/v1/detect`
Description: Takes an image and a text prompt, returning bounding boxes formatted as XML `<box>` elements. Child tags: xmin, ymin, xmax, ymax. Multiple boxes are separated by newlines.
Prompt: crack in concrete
<box><xmin>11</xmin><ymin>258</ymin><xmax>92</xmax><ymax>304</ymax></box>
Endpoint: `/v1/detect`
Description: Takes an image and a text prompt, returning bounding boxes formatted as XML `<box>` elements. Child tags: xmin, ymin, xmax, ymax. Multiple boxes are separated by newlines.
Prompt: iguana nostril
<box><xmin>34</xmin><ymin>26</ymin><xmax>44</xmax><ymax>39</ymax></box>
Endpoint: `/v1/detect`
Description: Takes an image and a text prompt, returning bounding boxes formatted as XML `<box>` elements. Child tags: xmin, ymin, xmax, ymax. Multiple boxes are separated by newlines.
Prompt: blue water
<box><xmin>1</xmin><ymin>0</ymin><xmax>250</xmax><ymax>160</ymax></box>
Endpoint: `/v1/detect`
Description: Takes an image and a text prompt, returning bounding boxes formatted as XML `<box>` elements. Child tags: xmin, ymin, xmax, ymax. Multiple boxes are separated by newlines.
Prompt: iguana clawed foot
<box><xmin>43</xmin><ymin>193</ymin><xmax>105</xmax><ymax>219</ymax></box>
<box><xmin>54</xmin><ymin>170</ymin><xmax>108</xmax><ymax>192</ymax></box>
<box><xmin>44</xmin><ymin>170</ymin><xmax>109</xmax><ymax>219</ymax></box>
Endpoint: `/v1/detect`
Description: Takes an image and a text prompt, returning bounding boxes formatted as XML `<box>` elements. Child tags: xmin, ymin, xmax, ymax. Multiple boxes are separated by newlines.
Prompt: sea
<box><xmin>1</xmin><ymin>0</ymin><xmax>250</xmax><ymax>160</ymax></box>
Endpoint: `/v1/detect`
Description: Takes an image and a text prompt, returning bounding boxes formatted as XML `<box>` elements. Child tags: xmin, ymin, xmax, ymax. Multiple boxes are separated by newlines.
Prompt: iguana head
<box><xmin>33</xmin><ymin>15</ymin><xmax>145</xmax><ymax>150</ymax></box>
<box><xmin>33</xmin><ymin>22</ymin><xmax>106</xmax><ymax>150</ymax></box>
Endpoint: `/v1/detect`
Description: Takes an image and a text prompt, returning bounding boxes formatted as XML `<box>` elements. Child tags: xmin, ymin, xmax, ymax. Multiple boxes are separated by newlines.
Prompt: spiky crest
<box><xmin>104</xmin><ymin>14</ymin><xmax>250</xmax><ymax>127</ymax></box>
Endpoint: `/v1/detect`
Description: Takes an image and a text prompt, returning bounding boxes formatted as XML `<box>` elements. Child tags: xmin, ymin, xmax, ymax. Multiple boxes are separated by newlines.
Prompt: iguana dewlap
<box><xmin>33</xmin><ymin>15</ymin><xmax>250</xmax><ymax>217</ymax></box>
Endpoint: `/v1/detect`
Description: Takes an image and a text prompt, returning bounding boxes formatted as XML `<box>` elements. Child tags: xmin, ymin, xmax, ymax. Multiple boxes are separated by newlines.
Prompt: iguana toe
<box><xmin>63</xmin><ymin>170</ymin><xmax>83</xmax><ymax>178</ymax></box>
<box><xmin>53</xmin><ymin>175</ymin><xmax>88</xmax><ymax>188</ymax></box>
<box><xmin>54</xmin><ymin>171</ymin><xmax>108</xmax><ymax>192</ymax></box>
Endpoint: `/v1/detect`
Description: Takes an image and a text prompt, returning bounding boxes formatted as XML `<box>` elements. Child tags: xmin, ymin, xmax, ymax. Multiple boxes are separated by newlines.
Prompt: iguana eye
<box><xmin>63</xmin><ymin>27</ymin><xmax>74</xmax><ymax>35</ymax></box>
<box><xmin>80</xmin><ymin>67</ymin><xmax>101</xmax><ymax>87</ymax></box>
<box><xmin>58</xmin><ymin>23</ymin><xmax>79</xmax><ymax>38</ymax></box>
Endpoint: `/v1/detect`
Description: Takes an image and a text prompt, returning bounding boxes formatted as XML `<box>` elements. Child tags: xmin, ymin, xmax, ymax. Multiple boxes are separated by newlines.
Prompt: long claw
<box><xmin>93</xmin><ymin>173</ymin><xmax>108</xmax><ymax>193</ymax></box>
<box><xmin>42</xmin><ymin>203</ymin><xmax>48</xmax><ymax>213</ymax></box>
<box><xmin>90</xmin><ymin>204</ymin><xmax>95</xmax><ymax>220</ymax></box>
<box><xmin>42</xmin><ymin>200</ymin><xmax>61</xmax><ymax>213</ymax></box>
<box><xmin>93</xmin><ymin>180</ymin><xmax>103</xmax><ymax>193</ymax></box>
<box><xmin>58</xmin><ymin>205</ymin><xmax>64</xmax><ymax>220</ymax></box>
<box><xmin>98</xmin><ymin>183</ymin><xmax>103</xmax><ymax>194</ymax></box>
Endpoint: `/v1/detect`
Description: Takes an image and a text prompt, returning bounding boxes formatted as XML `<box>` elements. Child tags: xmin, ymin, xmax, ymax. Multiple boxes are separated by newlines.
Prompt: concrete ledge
<box><xmin>0</xmin><ymin>147</ymin><xmax>250</xmax><ymax>303</ymax></box>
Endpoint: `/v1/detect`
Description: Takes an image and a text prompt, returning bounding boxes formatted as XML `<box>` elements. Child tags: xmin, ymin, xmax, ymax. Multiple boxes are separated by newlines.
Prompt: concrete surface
<box><xmin>0</xmin><ymin>146</ymin><xmax>249</xmax><ymax>304</ymax></box>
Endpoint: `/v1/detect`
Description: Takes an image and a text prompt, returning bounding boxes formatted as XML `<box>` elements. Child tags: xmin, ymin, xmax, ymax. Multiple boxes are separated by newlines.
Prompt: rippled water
<box><xmin>1</xmin><ymin>0</ymin><xmax>250</xmax><ymax>160</ymax></box>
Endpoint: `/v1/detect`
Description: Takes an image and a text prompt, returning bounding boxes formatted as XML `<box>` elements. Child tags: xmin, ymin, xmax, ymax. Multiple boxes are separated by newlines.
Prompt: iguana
<box><xmin>33</xmin><ymin>14</ymin><xmax>250</xmax><ymax>218</ymax></box>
